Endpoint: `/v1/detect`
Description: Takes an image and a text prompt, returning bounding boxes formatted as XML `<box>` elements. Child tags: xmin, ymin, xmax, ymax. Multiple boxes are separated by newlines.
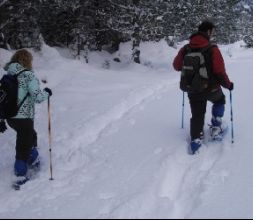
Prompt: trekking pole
<box><xmin>48</xmin><ymin>97</ymin><xmax>54</xmax><ymax>180</ymax></box>
<box><xmin>182</xmin><ymin>92</ymin><xmax>185</xmax><ymax>129</ymax></box>
<box><xmin>230</xmin><ymin>91</ymin><xmax>234</xmax><ymax>144</ymax></box>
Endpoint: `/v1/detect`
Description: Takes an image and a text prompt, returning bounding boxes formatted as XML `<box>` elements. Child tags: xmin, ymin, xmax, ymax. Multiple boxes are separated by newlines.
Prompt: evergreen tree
<box><xmin>211</xmin><ymin>0</ymin><xmax>241</xmax><ymax>44</ymax></box>
<box><xmin>0</xmin><ymin>0</ymin><xmax>41</xmax><ymax>49</ymax></box>
<box><xmin>1</xmin><ymin>0</ymin><xmax>253</xmax><ymax>56</ymax></box>
<box><xmin>39</xmin><ymin>0</ymin><xmax>77</xmax><ymax>47</ymax></box>
<box><xmin>69</xmin><ymin>0</ymin><xmax>96</xmax><ymax>61</ymax></box>
<box><xmin>237</xmin><ymin>0</ymin><xmax>253</xmax><ymax>46</ymax></box>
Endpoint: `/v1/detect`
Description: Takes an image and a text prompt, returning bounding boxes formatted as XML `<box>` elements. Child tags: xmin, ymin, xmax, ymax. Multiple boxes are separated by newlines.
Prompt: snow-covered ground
<box><xmin>0</xmin><ymin>40</ymin><xmax>252</xmax><ymax>218</ymax></box>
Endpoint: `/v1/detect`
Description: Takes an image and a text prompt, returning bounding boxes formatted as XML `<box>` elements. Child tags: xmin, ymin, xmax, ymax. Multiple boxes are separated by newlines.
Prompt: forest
<box><xmin>0</xmin><ymin>0</ymin><xmax>252</xmax><ymax>62</ymax></box>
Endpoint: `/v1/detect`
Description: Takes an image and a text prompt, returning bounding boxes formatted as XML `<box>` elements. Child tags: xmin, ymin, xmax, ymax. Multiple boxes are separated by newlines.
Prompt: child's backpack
<box><xmin>180</xmin><ymin>44</ymin><xmax>215</xmax><ymax>93</ymax></box>
<box><xmin>0</xmin><ymin>69</ymin><xmax>29</xmax><ymax>119</ymax></box>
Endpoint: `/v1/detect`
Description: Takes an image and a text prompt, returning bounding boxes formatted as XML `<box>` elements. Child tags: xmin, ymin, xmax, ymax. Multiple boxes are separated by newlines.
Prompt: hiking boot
<box><xmin>29</xmin><ymin>157</ymin><xmax>41</xmax><ymax>172</ymax></box>
<box><xmin>190</xmin><ymin>139</ymin><xmax>202</xmax><ymax>155</ymax></box>
<box><xmin>14</xmin><ymin>160</ymin><xmax>28</xmax><ymax>177</ymax></box>
<box><xmin>28</xmin><ymin>148</ymin><xmax>40</xmax><ymax>171</ymax></box>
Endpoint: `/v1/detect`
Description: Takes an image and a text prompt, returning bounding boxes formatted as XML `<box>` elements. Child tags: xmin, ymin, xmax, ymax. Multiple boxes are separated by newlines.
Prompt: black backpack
<box><xmin>180</xmin><ymin>44</ymin><xmax>215</xmax><ymax>93</ymax></box>
<box><xmin>0</xmin><ymin>69</ymin><xmax>29</xmax><ymax>119</ymax></box>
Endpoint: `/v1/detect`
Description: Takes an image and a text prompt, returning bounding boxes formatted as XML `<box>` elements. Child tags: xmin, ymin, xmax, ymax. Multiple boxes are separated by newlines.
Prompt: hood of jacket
<box><xmin>4</xmin><ymin>62</ymin><xmax>26</xmax><ymax>76</ymax></box>
<box><xmin>189</xmin><ymin>32</ymin><xmax>210</xmax><ymax>48</ymax></box>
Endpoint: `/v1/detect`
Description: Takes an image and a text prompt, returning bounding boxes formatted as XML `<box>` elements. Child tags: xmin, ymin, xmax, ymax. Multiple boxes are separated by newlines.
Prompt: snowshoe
<box><xmin>209</xmin><ymin>123</ymin><xmax>228</xmax><ymax>142</ymax></box>
<box><xmin>12</xmin><ymin>176</ymin><xmax>29</xmax><ymax>191</ymax></box>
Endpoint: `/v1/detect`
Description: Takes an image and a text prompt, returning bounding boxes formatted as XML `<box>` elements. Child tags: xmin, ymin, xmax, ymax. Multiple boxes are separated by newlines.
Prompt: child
<box><xmin>0</xmin><ymin>49</ymin><xmax>52</xmax><ymax>185</ymax></box>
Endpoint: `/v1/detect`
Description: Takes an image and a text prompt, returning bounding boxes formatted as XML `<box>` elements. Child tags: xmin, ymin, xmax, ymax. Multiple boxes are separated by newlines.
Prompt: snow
<box><xmin>0</xmin><ymin>40</ymin><xmax>252</xmax><ymax>218</ymax></box>
<box><xmin>243</xmin><ymin>4</ymin><xmax>250</xmax><ymax>10</ymax></box>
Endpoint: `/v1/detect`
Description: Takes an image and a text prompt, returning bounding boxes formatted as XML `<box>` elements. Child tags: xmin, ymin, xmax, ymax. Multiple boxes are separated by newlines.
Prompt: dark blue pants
<box><xmin>7</xmin><ymin>119</ymin><xmax>38</xmax><ymax>176</ymax></box>
<box><xmin>7</xmin><ymin>119</ymin><xmax>37</xmax><ymax>162</ymax></box>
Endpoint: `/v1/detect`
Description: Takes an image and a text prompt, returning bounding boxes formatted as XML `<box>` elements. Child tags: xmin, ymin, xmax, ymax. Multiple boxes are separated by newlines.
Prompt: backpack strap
<box><xmin>17</xmin><ymin>93</ymin><xmax>29</xmax><ymax>110</ymax></box>
<box><xmin>202</xmin><ymin>44</ymin><xmax>217</xmax><ymax>76</ymax></box>
<box><xmin>183</xmin><ymin>44</ymin><xmax>191</xmax><ymax>55</ymax></box>
<box><xmin>201</xmin><ymin>43</ymin><xmax>217</xmax><ymax>53</ymax></box>
<box><xmin>16</xmin><ymin>69</ymin><xmax>28</xmax><ymax>77</ymax></box>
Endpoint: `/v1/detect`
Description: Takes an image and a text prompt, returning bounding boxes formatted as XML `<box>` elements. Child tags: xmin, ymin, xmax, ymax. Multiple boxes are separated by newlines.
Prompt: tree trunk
<box><xmin>132</xmin><ymin>33</ymin><xmax>140</xmax><ymax>64</ymax></box>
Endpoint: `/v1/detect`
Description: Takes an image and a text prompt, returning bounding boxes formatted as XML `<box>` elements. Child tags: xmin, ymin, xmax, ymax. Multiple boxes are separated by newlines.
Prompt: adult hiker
<box><xmin>173</xmin><ymin>21</ymin><xmax>234</xmax><ymax>155</ymax></box>
<box><xmin>0</xmin><ymin>49</ymin><xmax>52</xmax><ymax>185</ymax></box>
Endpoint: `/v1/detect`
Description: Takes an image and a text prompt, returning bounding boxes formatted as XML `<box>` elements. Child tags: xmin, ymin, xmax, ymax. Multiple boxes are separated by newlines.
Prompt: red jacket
<box><xmin>173</xmin><ymin>32</ymin><xmax>232</xmax><ymax>90</ymax></box>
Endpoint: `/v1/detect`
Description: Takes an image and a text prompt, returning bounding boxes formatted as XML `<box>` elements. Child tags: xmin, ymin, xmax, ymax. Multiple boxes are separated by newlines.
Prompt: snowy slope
<box><xmin>0</xmin><ymin>41</ymin><xmax>252</xmax><ymax>218</ymax></box>
<box><xmin>190</xmin><ymin>43</ymin><xmax>253</xmax><ymax>219</ymax></box>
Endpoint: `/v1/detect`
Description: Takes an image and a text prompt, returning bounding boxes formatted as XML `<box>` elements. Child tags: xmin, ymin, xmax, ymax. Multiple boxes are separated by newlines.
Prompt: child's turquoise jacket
<box><xmin>3</xmin><ymin>63</ymin><xmax>49</xmax><ymax>119</ymax></box>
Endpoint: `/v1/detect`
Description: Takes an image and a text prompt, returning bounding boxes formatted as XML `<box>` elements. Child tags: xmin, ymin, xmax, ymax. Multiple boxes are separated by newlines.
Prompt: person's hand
<box><xmin>0</xmin><ymin>120</ymin><xmax>7</xmax><ymax>133</ymax></box>
<box><xmin>44</xmin><ymin>88</ymin><xmax>52</xmax><ymax>97</ymax></box>
<box><xmin>228</xmin><ymin>82</ymin><xmax>234</xmax><ymax>91</ymax></box>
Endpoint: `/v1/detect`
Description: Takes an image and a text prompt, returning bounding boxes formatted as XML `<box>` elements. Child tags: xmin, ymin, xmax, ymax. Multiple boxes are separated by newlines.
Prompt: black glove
<box><xmin>228</xmin><ymin>82</ymin><xmax>234</xmax><ymax>91</ymax></box>
<box><xmin>0</xmin><ymin>120</ymin><xmax>7</xmax><ymax>133</ymax></box>
<box><xmin>44</xmin><ymin>88</ymin><xmax>52</xmax><ymax>97</ymax></box>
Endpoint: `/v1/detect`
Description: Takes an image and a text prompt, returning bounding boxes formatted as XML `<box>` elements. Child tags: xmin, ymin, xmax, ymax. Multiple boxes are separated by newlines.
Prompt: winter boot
<box><xmin>14</xmin><ymin>160</ymin><xmax>28</xmax><ymax>177</ymax></box>
<box><xmin>210</xmin><ymin>104</ymin><xmax>225</xmax><ymax>141</ymax></box>
<box><xmin>13</xmin><ymin>160</ymin><xmax>29</xmax><ymax>190</ymax></box>
<box><xmin>27</xmin><ymin>148</ymin><xmax>40</xmax><ymax>172</ymax></box>
<box><xmin>190</xmin><ymin>139</ymin><xmax>202</xmax><ymax>155</ymax></box>
<box><xmin>210</xmin><ymin>117</ymin><xmax>222</xmax><ymax>140</ymax></box>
